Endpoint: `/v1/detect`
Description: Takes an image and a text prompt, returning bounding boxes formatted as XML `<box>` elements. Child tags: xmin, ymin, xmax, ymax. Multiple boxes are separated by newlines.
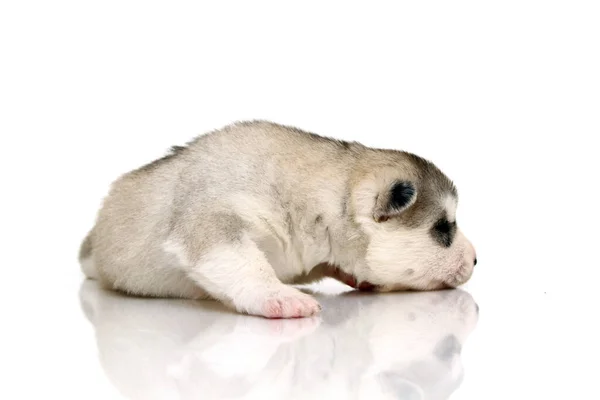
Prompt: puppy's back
<box><xmin>80</xmin><ymin>121</ymin><xmax>360</xmax><ymax>296</ymax></box>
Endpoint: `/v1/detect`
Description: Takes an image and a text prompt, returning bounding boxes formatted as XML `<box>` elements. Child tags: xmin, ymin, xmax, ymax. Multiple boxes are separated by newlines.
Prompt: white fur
<box><xmin>188</xmin><ymin>235</ymin><xmax>321</xmax><ymax>318</ymax></box>
<box><xmin>162</xmin><ymin>240</ymin><xmax>190</xmax><ymax>267</ymax></box>
<box><xmin>365</xmin><ymin>225</ymin><xmax>475</xmax><ymax>291</ymax></box>
<box><xmin>445</xmin><ymin>194</ymin><xmax>458</xmax><ymax>222</ymax></box>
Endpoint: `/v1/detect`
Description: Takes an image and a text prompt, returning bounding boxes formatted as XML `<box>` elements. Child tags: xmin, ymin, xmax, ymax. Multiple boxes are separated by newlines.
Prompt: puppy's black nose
<box><xmin>473</xmin><ymin>258</ymin><xmax>478</xmax><ymax>266</ymax></box>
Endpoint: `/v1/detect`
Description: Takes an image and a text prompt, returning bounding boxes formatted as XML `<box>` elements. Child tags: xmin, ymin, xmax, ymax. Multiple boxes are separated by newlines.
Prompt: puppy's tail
<box><xmin>79</xmin><ymin>229</ymin><xmax>99</xmax><ymax>279</ymax></box>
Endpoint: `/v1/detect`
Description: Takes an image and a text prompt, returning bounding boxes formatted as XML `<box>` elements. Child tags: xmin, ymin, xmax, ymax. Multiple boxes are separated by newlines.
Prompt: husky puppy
<box><xmin>79</xmin><ymin>121</ymin><xmax>477</xmax><ymax>318</ymax></box>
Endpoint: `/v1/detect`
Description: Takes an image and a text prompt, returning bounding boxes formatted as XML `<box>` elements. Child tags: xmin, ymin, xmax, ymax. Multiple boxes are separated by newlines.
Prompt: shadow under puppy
<box><xmin>79</xmin><ymin>121</ymin><xmax>477</xmax><ymax>318</ymax></box>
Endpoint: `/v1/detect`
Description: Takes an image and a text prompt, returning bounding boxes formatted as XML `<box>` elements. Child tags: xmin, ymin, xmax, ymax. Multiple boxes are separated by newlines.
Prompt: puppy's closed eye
<box><xmin>431</xmin><ymin>218</ymin><xmax>456</xmax><ymax>247</ymax></box>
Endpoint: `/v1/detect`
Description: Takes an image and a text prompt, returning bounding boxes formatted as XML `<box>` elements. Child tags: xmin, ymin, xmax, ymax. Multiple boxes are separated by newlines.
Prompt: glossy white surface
<box><xmin>6</xmin><ymin>276</ymin><xmax>597</xmax><ymax>400</ymax></box>
<box><xmin>79</xmin><ymin>280</ymin><xmax>478</xmax><ymax>400</ymax></box>
<box><xmin>2</xmin><ymin>1</ymin><xmax>599</xmax><ymax>399</ymax></box>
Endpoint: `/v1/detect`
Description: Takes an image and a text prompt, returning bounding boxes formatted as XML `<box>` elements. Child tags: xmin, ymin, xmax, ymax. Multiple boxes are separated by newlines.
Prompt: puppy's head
<box><xmin>350</xmin><ymin>152</ymin><xmax>476</xmax><ymax>291</ymax></box>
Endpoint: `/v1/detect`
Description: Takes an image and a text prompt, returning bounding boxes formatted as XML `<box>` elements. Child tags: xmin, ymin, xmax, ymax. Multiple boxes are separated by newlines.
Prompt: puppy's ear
<box><xmin>373</xmin><ymin>181</ymin><xmax>417</xmax><ymax>222</ymax></box>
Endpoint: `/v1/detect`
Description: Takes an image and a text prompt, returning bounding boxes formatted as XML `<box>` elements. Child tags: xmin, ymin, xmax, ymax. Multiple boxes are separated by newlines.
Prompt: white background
<box><xmin>1</xmin><ymin>1</ymin><xmax>599</xmax><ymax>399</ymax></box>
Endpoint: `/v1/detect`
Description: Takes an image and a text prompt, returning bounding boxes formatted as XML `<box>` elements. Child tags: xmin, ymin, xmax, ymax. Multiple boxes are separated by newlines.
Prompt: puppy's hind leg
<box><xmin>186</xmin><ymin>235</ymin><xmax>321</xmax><ymax>319</ymax></box>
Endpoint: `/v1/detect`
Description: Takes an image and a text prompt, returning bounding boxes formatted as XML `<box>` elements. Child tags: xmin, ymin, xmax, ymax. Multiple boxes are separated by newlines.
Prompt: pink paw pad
<box><xmin>261</xmin><ymin>295</ymin><xmax>321</xmax><ymax>319</ymax></box>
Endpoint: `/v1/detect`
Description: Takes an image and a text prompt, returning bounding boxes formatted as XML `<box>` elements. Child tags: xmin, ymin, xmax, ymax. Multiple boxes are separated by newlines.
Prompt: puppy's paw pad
<box><xmin>260</xmin><ymin>292</ymin><xmax>321</xmax><ymax>319</ymax></box>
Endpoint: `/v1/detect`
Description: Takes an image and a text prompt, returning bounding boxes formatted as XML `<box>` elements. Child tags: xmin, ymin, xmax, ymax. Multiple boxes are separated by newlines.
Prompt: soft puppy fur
<box><xmin>80</xmin><ymin>121</ymin><xmax>476</xmax><ymax>318</ymax></box>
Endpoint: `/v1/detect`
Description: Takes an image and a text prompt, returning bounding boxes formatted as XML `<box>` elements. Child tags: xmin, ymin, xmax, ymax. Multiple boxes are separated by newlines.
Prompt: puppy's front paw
<box><xmin>244</xmin><ymin>288</ymin><xmax>321</xmax><ymax>319</ymax></box>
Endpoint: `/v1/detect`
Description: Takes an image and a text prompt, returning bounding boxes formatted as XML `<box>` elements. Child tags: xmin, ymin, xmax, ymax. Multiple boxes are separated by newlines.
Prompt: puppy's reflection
<box><xmin>80</xmin><ymin>280</ymin><xmax>478</xmax><ymax>400</ymax></box>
